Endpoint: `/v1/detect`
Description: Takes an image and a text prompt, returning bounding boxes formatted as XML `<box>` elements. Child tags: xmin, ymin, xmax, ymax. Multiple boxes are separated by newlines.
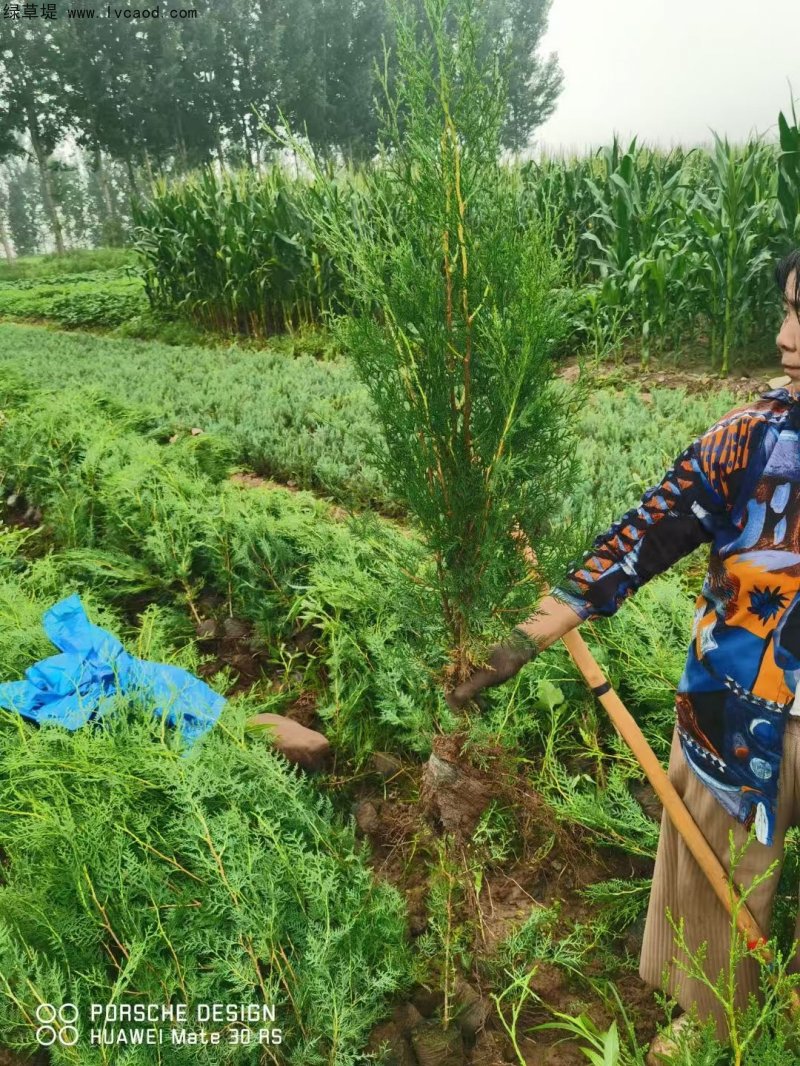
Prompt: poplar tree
<box><xmin>239</xmin><ymin>0</ymin><xmax>581</xmax><ymax>681</ymax></box>
<box><xmin>0</xmin><ymin>18</ymin><xmax>70</xmax><ymax>253</ymax></box>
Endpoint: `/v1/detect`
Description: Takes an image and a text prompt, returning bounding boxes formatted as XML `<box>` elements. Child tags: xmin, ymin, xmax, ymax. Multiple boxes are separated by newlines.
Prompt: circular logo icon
<box><xmin>58</xmin><ymin>1004</ymin><xmax>79</xmax><ymax>1023</ymax></box>
<box><xmin>59</xmin><ymin>1025</ymin><xmax>79</xmax><ymax>1046</ymax></box>
<box><xmin>35</xmin><ymin>1026</ymin><xmax>57</xmax><ymax>1046</ymax></box>
<box><xmin>35</xmin><ymin>1004</ymin><xmax>80</xmax><ymax>1045</ymax></box>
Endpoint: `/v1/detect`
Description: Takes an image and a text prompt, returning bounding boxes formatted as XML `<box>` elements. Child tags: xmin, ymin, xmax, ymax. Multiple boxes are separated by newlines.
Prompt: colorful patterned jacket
<box><xmin>550</xmin><ymin>386</ymin><xmax>800</xmax><ymax>847</ymax></box>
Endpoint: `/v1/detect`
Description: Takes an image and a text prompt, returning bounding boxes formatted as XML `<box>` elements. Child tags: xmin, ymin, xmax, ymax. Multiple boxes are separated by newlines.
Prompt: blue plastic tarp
<box><xmin>0</xmin><ymin>594</ymin><xmax>225</xmax><ymax>745</ymax></box>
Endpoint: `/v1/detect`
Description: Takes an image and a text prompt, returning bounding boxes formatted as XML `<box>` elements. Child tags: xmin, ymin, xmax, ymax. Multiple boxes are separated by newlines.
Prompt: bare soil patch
<box><xmin>338</xmin><ymin>731</ymin><xmax>665</xmax><ymax>1064</ymax></box>
<box><xmin>558</xmin><ymin>354</ymin><xmax>790</xmax><ymax>402</ymax></box>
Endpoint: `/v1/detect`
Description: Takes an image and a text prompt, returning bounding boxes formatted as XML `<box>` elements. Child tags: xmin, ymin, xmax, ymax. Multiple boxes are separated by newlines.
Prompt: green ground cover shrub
<box><xmin>0</xmin><ymin>534</ymin><xmax>417</xmax><ymax>1063</ymax></box>
<box><xmin>0</xmin><ymin>269</ymin><xmax>148</xmax><ymax>329</ymax></box>
<box><xmin>0</xmin><ymin>247</ymin><xmax>135</xmax><ymax>283</ymax></box>
<box><xmin>0</xmin><ymin>324</ymin><xmax>388</xmax><ymax>509</ymax></box>
<box><xmin>0</xmin><ymin>323</ymin><xmax>746</xmax><ymax>523</ymax></box>
<box><xmin>0</xmin><ymin>375</ymin><xmax>709</xmax><ymax>766</ymax></box>
<box><xmin>570</xmin><ymin>386</ymin><xmax>744</xmax><ymax>527</ymax></box>
<box><xmin>488</xmin><ymin>576</ymin><xmax>694</xmax><ymax>846</ymax></box>
<box><xmin>0</xmin><ymin>521</ymin><xmax>211</xmax><ymax>693</ymax></box>
<box><xmin>0</xmin><ymin>648</ymin><xmax>413</xmax><ymax>1064</ymax></box>
<box><xmin>0</xmin><ymin>568</ymin><xmax>127</xmax><ymax>685</ymax></box>
<box><xmin>0</xmin><ymin>347</ymin><xmax>769</xmax><ymax>789</ymax></box>
<box><xmin>0</xmin><ymin>385</ymin><xmax>446</xmax><ymax>760</ymax></box>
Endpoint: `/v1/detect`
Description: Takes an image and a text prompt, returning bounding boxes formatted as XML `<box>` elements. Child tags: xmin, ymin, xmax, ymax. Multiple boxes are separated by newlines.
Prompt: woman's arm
<box><xmin>540</xmin><ymin>414</ymin><xmax>752</xmax><ymax>623</ymax></box>
<box><xmin>515</xmin><ymin>593</ymin><xmax>584</xmax><ymax>651</ymax></box>
<box><xmin>446</xmin><ymin>403</ymin><xmax>763</xmax><ymax>709</ymax></box>
<box><xmin>445</xmin><ymin>595</ymin><xmax>584</xmax><ymax>710</ymax></box>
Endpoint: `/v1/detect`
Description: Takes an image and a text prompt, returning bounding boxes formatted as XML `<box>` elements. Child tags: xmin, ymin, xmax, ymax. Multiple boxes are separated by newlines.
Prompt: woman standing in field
<box><xmin>446</xmin><ymin>249</ymin><xmax>800</xmax><ymax>1051</ymax></box>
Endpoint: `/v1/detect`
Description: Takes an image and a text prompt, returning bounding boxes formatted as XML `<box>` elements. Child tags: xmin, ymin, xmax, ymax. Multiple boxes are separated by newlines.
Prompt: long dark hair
<box><xmin>775</xmin><ymin>249</ymin><xmax>800</xmax><ymax>308</ymax></box>
<box><xmin>773</xmin><ymin>251</ymin><xmax>800</xmax><ymax>423</ymax></box>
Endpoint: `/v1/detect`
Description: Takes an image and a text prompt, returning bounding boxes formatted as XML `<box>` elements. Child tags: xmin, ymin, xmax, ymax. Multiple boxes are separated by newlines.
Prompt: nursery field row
<box><xmin>0</xmin><ymin>247</ymin><xmax>133</xmax><ymax>283</ymax></box>
<box><xmin>3</xmin><ymin>371</ymin><xmax>800</xmax><ymax>1062</ymax></box>
<box><xmin>0</xmin><ymin>376</ymin><xmax>437</xmax><ymax>759</ymax></box>
<box><xmin>0</xmin><ymin>374</ymin><xmax>684</xmax><ymax>1060</ymax></box>
<box><xmin>0</xmin><ymin>248</ymin><xmax>238</xmax><ymax>344</ymax></box>
<box><xmin>0</xmin><ymin>369</ymin><xmax>737</xmax><ymax>857</ymax></box>
<box><xmin>0</xmin><ymin>266</ymin><xmax>148</xmax><ymax>330</ymax></box>
<box><xmin>0</xmin><ymin>542</ymin><xmax>418</xmax><ymax>1065</ymax></box>
<box><xmin>0</xmin><ymin>378</ymin><xmax>438</xmax><ymax>1061</ymax></box>
<box><xmin>0</xmin><ymin>322</ymin><xmax>746</xmax><ymax>523</ymax></box>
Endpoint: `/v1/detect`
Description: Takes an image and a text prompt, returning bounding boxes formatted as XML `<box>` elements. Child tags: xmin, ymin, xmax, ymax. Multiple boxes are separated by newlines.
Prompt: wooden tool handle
<box><xmin>561</xmin><ymin>628</ymin><xmax>767</xmax><ymax>948</ymax></box>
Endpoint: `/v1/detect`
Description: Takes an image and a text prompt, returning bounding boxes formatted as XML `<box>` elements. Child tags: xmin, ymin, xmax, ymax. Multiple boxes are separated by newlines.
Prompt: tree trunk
<box><xmin>216</xmin><ymin>131</ymin><xmax>225</xmax><ymax>173</ymax></box>
<box><xmin>93</xmin><ymin>146</ymin><xmax>117</xmax><ymax>220</ymax></box>
<box><xmin>241</xmin><ymin>117</ymin><xmax>254</xmax><ymax>170</ymax></box>
<box><xmin>143</xmin><ymin>148</ymin><xmax>156</xmax><ymax>185</ymax></box>
<box><xmin>27</xmin><ymin>109</ymin><xmax>65</xmax><ymax>254</ymax></box>
<box><xmin>176</xmin><ymin>113</ymin><xmax>189</xmax><ymax>173</ymax></box>
<box><xmin>0</xmin><ymin>216</ymin><xmax>14</xmax><ymax>263</ymax></box>
<box><xmin>125</xmin><ymin>153</ymin><xmax>139</xmax><ymax>197</ymax></box>
<box><xmin>251</xmin><ymin>118</ymin><xmax>263</xmax><ymax>176</ymax></box>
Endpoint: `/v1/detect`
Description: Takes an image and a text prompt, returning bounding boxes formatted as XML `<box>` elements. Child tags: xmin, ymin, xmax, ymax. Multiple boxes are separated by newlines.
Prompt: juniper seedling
<box><xmin>262</xmin><ymin>0</ymin><xmax>586</xmax><ymax>682</ymax></box>
<box><xmin>0</xmin><ymin>697</ymin><xmax>415</xmax><ymax>1064</ymax></box>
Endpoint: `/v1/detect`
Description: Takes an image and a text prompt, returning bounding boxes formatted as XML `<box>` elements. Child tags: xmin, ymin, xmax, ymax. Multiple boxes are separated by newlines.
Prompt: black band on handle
<box><xmin>591</xmin><ymin>681</ymin><xmax>611</xmax><ymax>697</ymax></box>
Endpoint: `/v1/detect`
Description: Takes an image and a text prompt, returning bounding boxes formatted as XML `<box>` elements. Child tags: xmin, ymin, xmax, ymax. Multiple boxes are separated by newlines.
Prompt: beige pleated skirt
<box><xmin>639</xmin><ymin>718</ymin><xmax>800</xmax><ymax>1041</ymax></box>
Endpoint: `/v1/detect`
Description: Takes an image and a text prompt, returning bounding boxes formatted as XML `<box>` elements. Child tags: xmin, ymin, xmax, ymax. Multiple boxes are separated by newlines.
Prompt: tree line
<box><xmin>0</xmin><ymin>0</ymin><xmax>561</xmax><ymax>256</ymax></box>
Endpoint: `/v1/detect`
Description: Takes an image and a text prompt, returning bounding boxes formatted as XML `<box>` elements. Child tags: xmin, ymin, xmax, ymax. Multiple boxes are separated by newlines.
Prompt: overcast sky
<box><xmin>531</xmin><ymin>0</ymin><xmax>799</xmax><ymax>157</ymax></box>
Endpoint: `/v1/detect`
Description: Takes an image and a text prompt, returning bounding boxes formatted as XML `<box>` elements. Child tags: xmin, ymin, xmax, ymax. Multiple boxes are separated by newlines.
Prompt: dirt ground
<box><xmin>323</xmin><ymin>727</ymin><xmax>668</xmax><ymax>1065</ymax></box>
<box><xmin>557</xmin><ymin>353</ymin><xmax>792</xmax><ymax>403</ymax></box>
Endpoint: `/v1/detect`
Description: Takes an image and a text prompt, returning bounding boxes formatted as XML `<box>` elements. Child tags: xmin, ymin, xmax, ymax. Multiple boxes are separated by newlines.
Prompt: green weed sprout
<box><xmin>663</xmin><ymin>830</ymin><xmax>800</xmax><ymax>1066</ymax></box>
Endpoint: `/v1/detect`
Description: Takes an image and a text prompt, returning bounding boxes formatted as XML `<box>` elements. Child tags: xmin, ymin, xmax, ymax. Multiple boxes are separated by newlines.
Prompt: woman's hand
<box><xmin>445</xmin><ymin>628</ymin><xmax>539</xmax><ymax>711</ymax></box>
<box><xmin>444</xmin><ymin>595</ymin><xmax>584</xmax><ymax>711</ymax></box>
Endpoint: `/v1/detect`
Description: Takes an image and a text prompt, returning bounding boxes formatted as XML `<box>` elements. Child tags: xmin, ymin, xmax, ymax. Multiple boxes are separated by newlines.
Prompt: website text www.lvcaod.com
<box><xmin>83</xmin><ymin>6</ymin><xmax>198</xmax><ymax>18</ymax></box>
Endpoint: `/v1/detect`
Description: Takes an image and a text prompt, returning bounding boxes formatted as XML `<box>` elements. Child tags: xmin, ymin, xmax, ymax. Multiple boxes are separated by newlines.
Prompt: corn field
<box><xmin>132</xmin><ymin>104</ymin><xmax>800</xmax><ymax>374</ymax></box>
<box><xmin>512</xmin><ymin>124</ymin><xmax>797</xmax><ymax>372</ymax></box>
<box><xmin>131</xmin><ymin>166</ymin><xmax>361</xmax><ymax>337</ymax></box>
